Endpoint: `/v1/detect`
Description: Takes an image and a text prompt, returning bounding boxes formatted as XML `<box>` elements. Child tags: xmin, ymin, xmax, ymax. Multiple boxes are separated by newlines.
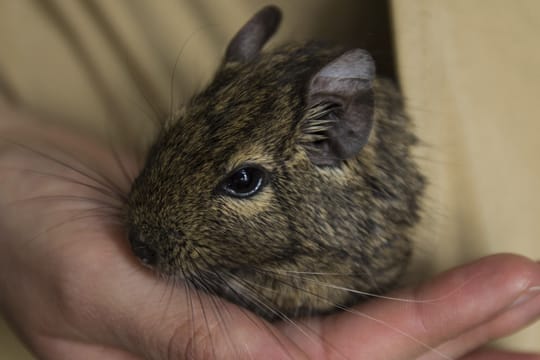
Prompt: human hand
<box><xmin>0</xmin><ymin>112</ymin><xmax>539</xmax><ymax>359</ymax></box>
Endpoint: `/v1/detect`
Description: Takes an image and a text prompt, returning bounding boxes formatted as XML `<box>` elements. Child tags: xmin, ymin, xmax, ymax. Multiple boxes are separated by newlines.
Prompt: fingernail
<box><xmin>510</xmin><ymin>286</ymin><xmax>540</xmax><ymax>308</ymax></box>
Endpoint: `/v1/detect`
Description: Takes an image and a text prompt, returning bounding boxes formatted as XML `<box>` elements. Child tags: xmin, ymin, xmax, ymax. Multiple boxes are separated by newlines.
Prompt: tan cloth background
<box><xmin>1</xmin><ymin>0</ymin><xmax>539</xmax><ymax>358</ymax></box>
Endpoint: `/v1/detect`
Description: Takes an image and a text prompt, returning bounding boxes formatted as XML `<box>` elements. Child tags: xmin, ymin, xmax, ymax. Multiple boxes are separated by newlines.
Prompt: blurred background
<box><xmin>1</xmin><ymin>0</ymin><xmax>539</xmax><ymax>357</ymax></box>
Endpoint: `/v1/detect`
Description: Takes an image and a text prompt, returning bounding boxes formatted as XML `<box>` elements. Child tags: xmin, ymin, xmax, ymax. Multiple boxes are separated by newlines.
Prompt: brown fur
<box><xmin>126</xmin><ymin>16</ymin><xmax>425</xmax><ymax>320</ymax></box>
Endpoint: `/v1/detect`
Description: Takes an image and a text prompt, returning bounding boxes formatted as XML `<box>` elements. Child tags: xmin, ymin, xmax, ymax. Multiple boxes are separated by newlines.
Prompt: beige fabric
<box><xmin>393</xmin><ymin>0</ymin><xmax>540</xmax><ymax>350</ymax></box>
<box><xmin>0</xmin><ymin>0</ymin><xmax>538</xmax><ymax>357</ymax></box>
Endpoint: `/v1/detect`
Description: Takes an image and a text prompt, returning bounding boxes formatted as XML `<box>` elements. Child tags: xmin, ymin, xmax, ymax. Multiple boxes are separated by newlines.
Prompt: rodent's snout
<box><xmin>128</xmin><ymin>228</ymin><xmax>157</xmax><ymax>267</ymax></box>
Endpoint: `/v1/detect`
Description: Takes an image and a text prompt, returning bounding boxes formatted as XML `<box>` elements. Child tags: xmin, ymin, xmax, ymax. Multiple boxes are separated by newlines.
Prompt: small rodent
<box><xmin>126</xmin><ymin>5</ymin><xmax>425</xmax><ymax>320</ymax></box>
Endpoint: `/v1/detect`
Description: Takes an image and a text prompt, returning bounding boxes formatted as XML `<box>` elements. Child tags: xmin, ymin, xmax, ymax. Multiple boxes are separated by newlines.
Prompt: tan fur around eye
<box><xmin>225</xmin><ymin>144</ymin><xmax>276</xmax><ymax>173</ymax></box>
<box><xmin>217</xmin><ymin>186</ymin><xmax>274</xmax><ymax>216</ymax></box>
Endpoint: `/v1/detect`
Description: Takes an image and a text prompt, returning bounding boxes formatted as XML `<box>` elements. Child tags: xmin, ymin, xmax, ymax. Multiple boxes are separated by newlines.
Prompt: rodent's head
<box><xmin>126</xmin><ymin>6</ymin><xmax>425</xmax><ymax>319</ymax></box>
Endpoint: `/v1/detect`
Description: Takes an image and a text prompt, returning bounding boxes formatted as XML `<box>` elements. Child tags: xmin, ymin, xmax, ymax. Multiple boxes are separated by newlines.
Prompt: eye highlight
<box><xmin>218</xmin><ymin>165</ymin><xmax>267</xmax><ymax>198</ymax></box>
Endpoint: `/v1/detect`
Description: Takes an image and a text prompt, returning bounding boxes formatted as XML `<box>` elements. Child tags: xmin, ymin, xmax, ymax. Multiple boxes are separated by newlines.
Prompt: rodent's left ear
<box><xmin>225</xmin><ymin>6</ymin><xmax>282</xmax><ymax>63</ymax></box>
<box><xmin>302</xmin><ymin>49</ymin><xmax>375</xmax><ymax>166</ymax></box>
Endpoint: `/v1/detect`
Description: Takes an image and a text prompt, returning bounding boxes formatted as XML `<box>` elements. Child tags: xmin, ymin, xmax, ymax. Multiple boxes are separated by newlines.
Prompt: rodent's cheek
<box><xmin>217</xmin><ymin>187</ymin><xmax>274</xmax><ymax>216</ymax></box>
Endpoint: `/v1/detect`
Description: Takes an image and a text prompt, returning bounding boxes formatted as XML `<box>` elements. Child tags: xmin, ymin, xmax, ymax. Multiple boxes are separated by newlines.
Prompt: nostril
<box><xmin>128</xmin><ymin>229</ymin><xmax>157</xmax><ymax>266</ymax></box>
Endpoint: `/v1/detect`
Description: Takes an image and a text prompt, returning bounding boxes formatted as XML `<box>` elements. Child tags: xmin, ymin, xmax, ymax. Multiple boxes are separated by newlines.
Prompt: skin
<box><xmin>1</xmin><ymin>105</ymin><xmax>540</xmax><ymax>359</ymax></box>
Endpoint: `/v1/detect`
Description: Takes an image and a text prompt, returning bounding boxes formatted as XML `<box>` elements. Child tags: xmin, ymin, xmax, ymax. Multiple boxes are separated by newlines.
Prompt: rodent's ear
<box><xmin>225</xmin><ymin>5</ymin><xmax>282</xmax><ymax>63</ymax></box>
<box><xmin>302</xmin><ymin>49</ymin><xmax>376</xmax><ymax>166</ymax></box>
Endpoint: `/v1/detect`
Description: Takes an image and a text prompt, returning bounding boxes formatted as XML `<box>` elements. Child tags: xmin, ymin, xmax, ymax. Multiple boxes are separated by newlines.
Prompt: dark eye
<box><xmin>219</xmin><ymin>166</ymin><xmax>266</xmax><ymax>198</ymax></box>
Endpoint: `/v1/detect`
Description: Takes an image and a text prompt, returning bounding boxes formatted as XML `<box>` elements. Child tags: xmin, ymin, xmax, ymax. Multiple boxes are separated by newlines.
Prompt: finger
<box><xmin>460</xmin><ymin>348</ymin><xmax>540</xmax><ymax>360</ymax></box>
<box><xmin>419</xmin><ymin>286</ymin><xmax>540</xmax><ymax>359</ymax></box>
<box><xmin>280</xmin><ymin>254</ymin><xmax>540</xmax><ymax>360</ymax></box>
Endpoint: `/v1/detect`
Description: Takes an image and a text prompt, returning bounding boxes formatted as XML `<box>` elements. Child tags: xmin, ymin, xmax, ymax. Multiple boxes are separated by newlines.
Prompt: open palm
<box><xmin>1</xmin><ymin>107</ymin><xmax>539</xmax><ymax>359</ymax></box>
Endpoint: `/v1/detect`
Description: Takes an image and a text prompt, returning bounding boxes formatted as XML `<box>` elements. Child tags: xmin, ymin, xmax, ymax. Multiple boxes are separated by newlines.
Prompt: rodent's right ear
<box><xmin>224</xmin><ymin>5</ymin><xmax>282</xmax><ymax>63</ymax></box>
<box><xmin>301</xmin><ymin>49</ymin><xmax>376</xmax><ymax>166</ymax></box>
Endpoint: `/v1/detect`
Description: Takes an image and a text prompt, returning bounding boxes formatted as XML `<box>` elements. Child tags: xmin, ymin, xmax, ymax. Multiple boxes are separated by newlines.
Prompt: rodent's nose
<box><xmin>128</xmin><ymin>229</ymin><xmax>157</xmax><ymax>267</ymax></box>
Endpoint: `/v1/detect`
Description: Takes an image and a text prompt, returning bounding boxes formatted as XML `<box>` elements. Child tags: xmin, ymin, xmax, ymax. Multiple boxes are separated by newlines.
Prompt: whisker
<box><xmin>7</xmin><ymin>194</ymin><xmax>123</xmax><ymax>210</ymax></box>
<box><xmin>23</xmin><ymin>210</ymin><xmax>123</xmax><ymax>248</ymax></box>
<box><xmin>184</xmin><ymin>257</ymin><xmax>249</xmax><ymax>358</ymax></box>
<box><xmin>168</xmin><ymin>25</ymin><xmax>214</xmax><ymax>125</ymax></box>
<box><xmin>246</xmin><ymin>266</ymin><xmax>452</xmax><ymax>359</ymax></box>
<box><xmin>191</xmin><ymin>267</ymin><xmax>218</xmax><ymax>360</ymax></box>
<box><xmin>8</xmin><ymin>167</ymin><xmax>123</xmax><ymax>203</ymax></box>
<box><xmin>192</xmin><ymin>269</ymin><xmax>241</xmax><ymax>359</ymax></box>
<box><xmin>341</xmin><ymin>306</ymin><xmax>452</xmax><ymax>360</ymax></box>
<box><xmin>2</xmin><ymin>139</ymin><xmax>128</xmax><ymax>201</ymax></box>
<box><xmin>254</xmin><ymin>266</ymin><xmax>468</xmax><ymax>304</ymax></box>
<box><xmin>226</xmin><ymin>272</ymin><xmax>348</xmax><ymax>360</ymax></box>
<box><xmin>191</xmin><ymin>250</ymin><xmax>298</xmax><ymax>360</ymax></box>
<box><xmin>180</xmin><ymin>267</ymin><xmax>197</xmax><ymax>360</ymax></box>
<box><xmin>106</xmin><ymin>135</ymin><xmax>137</xmax><ymax>188</ymax></box>
<box><xmin>219</xmin><ymin>275</ymin><xmax>300</xmax><ymax>360</ymax></box>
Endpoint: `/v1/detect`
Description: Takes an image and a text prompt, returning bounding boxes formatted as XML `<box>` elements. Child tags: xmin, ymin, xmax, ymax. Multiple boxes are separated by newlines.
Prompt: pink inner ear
<box><xmin>304</xmin><ymin>49</ymin><xmax>376</xmax><ymax>166</ymax></box>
